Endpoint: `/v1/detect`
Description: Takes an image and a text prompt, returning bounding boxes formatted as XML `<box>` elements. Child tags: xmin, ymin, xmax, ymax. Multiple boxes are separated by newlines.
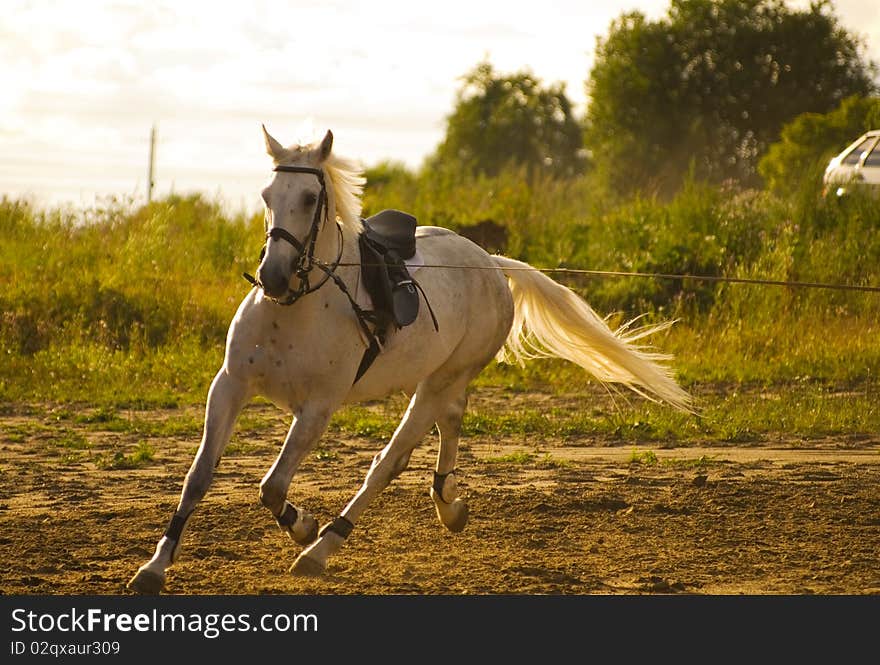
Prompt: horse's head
<box><xmin>256</xmin><ymin>125</ymin><xmax>335</xmax><ymax>300</ymax></box>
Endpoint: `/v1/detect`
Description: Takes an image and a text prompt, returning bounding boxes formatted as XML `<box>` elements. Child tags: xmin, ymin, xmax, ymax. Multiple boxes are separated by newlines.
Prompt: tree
<box><xmin>758</xmin><ymin>95</ymin><xmax>880</xmax><ymax>193</ymax></box>
<box><xmin>431</xmin><ymin>61</ymin><xmax>587</xmax><ymax>178</ymax></box>
<box><xmin>585</xmin><ymin>0</ymin><xmax>877</xmax><ymax>196</ymax></box>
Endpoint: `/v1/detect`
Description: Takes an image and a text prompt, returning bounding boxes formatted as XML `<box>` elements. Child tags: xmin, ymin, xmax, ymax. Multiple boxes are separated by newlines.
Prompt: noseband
<box><xmin>244</xmin><ymin>165</ymin><xmax>342</xmax><ymax>306</ymax></box>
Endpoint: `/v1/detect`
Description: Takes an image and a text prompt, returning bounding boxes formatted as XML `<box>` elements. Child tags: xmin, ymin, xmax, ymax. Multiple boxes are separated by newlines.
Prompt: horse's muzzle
<box><xmin>256</xmin><ymin>261</ymin><xmax>290</xmax><ymax>298</ymax></box>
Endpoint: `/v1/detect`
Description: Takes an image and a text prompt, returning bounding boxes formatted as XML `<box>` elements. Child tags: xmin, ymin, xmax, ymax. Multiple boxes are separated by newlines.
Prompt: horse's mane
<box><xmin>323</xmin><ymin>153</ymin><xmax>366</xmax><ymax>233</ymax></box>
<box><xmin>271</xmin><ymin>141</ymin><xmax>366</xmax><ymax>233</ymax></box>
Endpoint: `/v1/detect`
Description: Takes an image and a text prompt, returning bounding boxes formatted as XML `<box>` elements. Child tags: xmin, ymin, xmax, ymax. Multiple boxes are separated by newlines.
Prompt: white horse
<box><xmin>128</xmin><ymin>127</ymin><xmax>692</xmax><ymax>593</ymax></box>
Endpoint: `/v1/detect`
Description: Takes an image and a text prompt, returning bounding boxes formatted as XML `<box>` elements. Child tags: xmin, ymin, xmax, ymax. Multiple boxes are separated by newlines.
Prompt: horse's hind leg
<box><xmin>290</xmin><ymin>381</ymin><xmax>452</xmax><ymax>577</ymax></box>
<box><xmin>127</xmin><ymin>370</ymin><xmax>248</xmax><ymax>594</ymax></box>
<box><xmin>431</xmin><ymin>389</ymin><xmax>469</xmax><ymax>532</ymax></box>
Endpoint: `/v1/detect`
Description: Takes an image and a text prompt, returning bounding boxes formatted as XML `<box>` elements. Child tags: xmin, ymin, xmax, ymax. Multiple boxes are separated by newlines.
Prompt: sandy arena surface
<box><xmin>2</xmin><ymin>398</ymin><xmax>879</xmax><ymax>595</ymax></box>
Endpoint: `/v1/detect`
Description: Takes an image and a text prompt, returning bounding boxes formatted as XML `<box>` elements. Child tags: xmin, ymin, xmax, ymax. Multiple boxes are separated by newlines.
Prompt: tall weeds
<box><xmin>2</xmin><ymin>168</ymin><xmax>879</xmax><ymax>406</ymax></box>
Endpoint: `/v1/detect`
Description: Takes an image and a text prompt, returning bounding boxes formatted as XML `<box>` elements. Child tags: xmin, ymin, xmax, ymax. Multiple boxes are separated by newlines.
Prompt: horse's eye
<box><xmin>303</xmin><ymin>192</ymin><xmax>318</xmax><ymax>208</ymax></box>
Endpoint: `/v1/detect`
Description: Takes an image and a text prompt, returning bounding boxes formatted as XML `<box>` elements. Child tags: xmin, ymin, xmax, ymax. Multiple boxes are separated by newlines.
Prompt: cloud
<box><xmin>2</xmin><ymin>0</ymin><xmax>878</xmax><ymax>208</ymax></box>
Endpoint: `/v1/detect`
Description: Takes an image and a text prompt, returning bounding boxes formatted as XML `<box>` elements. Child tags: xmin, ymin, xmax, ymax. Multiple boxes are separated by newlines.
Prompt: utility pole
<box><xmin>147</xmin><ymin>124</ymin><xmax>156</xmax><ymax>203</ymax></box>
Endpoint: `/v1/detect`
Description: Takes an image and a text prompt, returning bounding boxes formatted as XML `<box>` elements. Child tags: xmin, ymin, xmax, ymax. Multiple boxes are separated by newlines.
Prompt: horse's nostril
<box><xmin>257</xmin><ymin>263</ymin><xmax>289</xmax><ymax>297</ymax></box>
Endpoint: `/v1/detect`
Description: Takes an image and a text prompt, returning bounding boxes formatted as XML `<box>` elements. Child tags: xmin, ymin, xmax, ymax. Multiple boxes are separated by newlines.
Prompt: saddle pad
<box><xmin>355</xmin><ymin>249</ymin><xmax>425</xmax><ymax>311</ymax></box>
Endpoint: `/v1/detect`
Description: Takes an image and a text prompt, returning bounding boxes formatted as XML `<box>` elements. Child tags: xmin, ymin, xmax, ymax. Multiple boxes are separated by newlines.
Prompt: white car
<box><xmin>823</xmin><ymin>129</ymin><xmax>880</xmax><ymax>197</ymax></box>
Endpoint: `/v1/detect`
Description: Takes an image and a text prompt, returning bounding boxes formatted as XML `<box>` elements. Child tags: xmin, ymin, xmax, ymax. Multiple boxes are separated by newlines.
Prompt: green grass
<box><xmin>2</xmin><ymin>174</ymin><xmax>879</xmax><ymax>445</ymax></box>
<box><xmin>70</xmin><ymin>407</ymin><xmax>202</xmax><ymax>437</ymax></box>
<box><xmin>95</xmin><ymin>442</ymin><xmax>156</xmax><ymax>470</ymax></box>
<box><xmin>661</xmin><ymin>455</ymin><xmax>720</xmax><ymax>469</ymax></box>
<box><xmin>482</xmin><ymin>451</ymin><xmax>571</xmax><ymax>467</ymax></box>
<box><xmin>1</xmin><ymin>422</ymin><xmax>53</xmax><ymax>443</ymax></box>
<box><xmin>313</xmin><ymin>446</ymin><xmax>340</xmax><ymax>461</ymax></box>
<box><xmin>628</xmin><ymin>449</ymin><xmax>659</xmax><ymax>465</ymax></box>
<box><xmin>328</xmin><ymin>405</ymin><xmax>401</xmax><ymax>439</ymax></box>
<box><xmin>536</xmin><ymin>453</ymin><xmax>572</xmax><ymax>468</ymax></box>
<box><xmin>224</xmin><ymin>439</ymin><xmax>265</xmax><ymax>456</ymax></box>
<box><xmin>484</xmin><ymin>451</ymin><xmax>536</xmax><ymax>464</ymax></box>
<box><xmin>628</xmin><ymin>449</ymin><xmax>727</xmax><ymax>469</ymax></box>
<box><xmin>52</xmin><ymin>432</ymin><xmax>91</xmax><ymax>450</ymax></box>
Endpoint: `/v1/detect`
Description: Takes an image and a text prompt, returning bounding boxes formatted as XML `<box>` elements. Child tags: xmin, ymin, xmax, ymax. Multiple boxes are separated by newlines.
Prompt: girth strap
<box><xmin>355</xmin><ymin>332</ymin><xmax>385</xmax><ymax>383</ymax></box>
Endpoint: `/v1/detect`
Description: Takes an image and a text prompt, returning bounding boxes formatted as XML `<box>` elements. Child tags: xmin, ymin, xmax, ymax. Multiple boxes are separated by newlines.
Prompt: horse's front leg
<box><xmin>259</xmin><ymin>404</ymin><xmax>334</xmax><ymax>549</ymax></box>
<box><xmin>127</xmin><ymin>369</ymin><xmax>249</xmax><ymax>594</ymax></box>
<box><xmin>291</xmin><ymin>388</ymin><xmax>441</xmax><ymax>577</ymax></box>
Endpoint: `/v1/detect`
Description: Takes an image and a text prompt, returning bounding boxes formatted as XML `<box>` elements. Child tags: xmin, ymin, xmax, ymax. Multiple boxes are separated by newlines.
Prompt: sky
<box><xmin>2</xmin><ymin>0</ymin><xmax>880</xmax><ymax>212</ymax></box>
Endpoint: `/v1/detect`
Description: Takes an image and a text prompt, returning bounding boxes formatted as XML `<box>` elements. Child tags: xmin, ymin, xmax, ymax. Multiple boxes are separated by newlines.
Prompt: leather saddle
<box><xmin>353</xmin><ymin>209</ymin><xmax>437</xmax><ymax>383</ymax></box>
<box><xmin>359</xmin><ymin>209</ymin><xmax>420</xmax><ymax>328</ymax></box>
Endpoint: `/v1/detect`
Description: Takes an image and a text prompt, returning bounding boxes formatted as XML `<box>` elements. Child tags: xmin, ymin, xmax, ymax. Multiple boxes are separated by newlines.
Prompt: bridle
<box><xmin>242</xmin><ymin>165</ymin><xmax>387</xmax><ymax>381</ymax></box>
<box><xmin>243</xmin><ymin>165</ymin><xmax>343</xmax><ymax>306</ymax></box>
<box><xmin>243</xmin><ymin>163</ymin><xmax>439</xmax><ymax>384</ymax></box>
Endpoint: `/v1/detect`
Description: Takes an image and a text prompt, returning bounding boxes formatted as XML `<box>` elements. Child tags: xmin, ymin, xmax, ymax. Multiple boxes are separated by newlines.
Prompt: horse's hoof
<box><xmin>290</xmin><ymin>554</ymin><xmax>325</xmax><ymax>578</ymax></box>
<box><xmin>444</xmin><ymin>501</ymin><xmax>469</xmax><ymax>533</ymax></box>
<box><xmin>127</xmin><ymin>568</ymin><xmax>165</xmax><ymax>594</ymax></box>
<box><xmin>433</xmin><ymin>491</ymin><xmax>470</xmax><ymax>533</ymax></box>
<box><xmin>293</xmin><ymin>514</ymin><xmax>319</xmax><ymax>546</ymax></box>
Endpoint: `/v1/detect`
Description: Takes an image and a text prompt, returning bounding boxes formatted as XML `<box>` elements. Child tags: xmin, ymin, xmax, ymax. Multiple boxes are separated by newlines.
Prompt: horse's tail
<box><xmin>492</xmin><ymin>255</ymin><xmax>693</xmax><ymax>413</ymax></box>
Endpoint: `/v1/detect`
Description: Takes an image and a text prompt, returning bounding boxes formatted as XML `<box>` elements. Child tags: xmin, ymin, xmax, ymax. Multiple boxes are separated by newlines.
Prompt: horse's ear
<box><xmin>318</xmin><ymin>129</ymin><xmax>333</xmax><ymax>161</ymax></box>
<box><xmin>262</xmin><ymin>124</ymin><xmax>285</xmax><ymax>159</ymax></box>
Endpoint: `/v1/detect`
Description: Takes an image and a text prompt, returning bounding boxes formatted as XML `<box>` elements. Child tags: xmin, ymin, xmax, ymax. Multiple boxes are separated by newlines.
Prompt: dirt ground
<box><xmin>1</xmin><ymin>397</ymin><xmax>879</xmax><ymax>596</ymax></box>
